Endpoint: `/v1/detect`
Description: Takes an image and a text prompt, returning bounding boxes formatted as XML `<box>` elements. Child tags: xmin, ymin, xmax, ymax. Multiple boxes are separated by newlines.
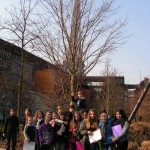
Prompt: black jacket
<box><xmin>4</xmin><ymin>115</ymin><xmax>19</xmax><ymax>134</ymax></box>
<box><xmin>72</xmin><ymin>96</ymin><xmax>86</xmax><ymax>111</ymax></box>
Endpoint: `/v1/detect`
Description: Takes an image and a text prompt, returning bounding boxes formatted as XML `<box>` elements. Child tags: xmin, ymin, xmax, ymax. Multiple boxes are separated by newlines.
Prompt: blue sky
<box><xmin>111</xmin><ymin>0</ymin><xmax>150</xmax><ymax>84</ymax></box>
<box><xmin>0</xmin><ymin>0</ymin><xmax>149</xmax><ymax>84</ymax></box>
<box><xmin>89</xmin><ymin>0</ymin><xmax>150</xmax><ymax>84</ymax></box>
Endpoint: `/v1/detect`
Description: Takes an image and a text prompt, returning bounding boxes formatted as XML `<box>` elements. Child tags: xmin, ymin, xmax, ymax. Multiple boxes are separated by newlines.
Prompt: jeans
<box><xmin>103</xmin><ymin>144</ymin><xmax>113</xmax><ymax>150</ymax></box>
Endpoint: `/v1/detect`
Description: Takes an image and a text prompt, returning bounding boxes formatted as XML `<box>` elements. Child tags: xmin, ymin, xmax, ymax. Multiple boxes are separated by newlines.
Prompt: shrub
<box><xmin>128</xmin><ymin>122</ymin><xmax>150</xmax><ymax>150</ymax></box>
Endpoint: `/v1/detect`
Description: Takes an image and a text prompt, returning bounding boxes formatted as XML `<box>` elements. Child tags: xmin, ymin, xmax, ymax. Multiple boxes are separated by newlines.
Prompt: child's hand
<box><xmin>57</xmin><ymin>130</ymin><xmax>62</xmax><ymax>136</ymax></box>
<box><xmin>71</xmin><ymin>92</ymin><xmax>74</xmax><ymax>96</ymax></box>
<box><xmin>87</xmin><ymin>131</ymin><xmax>93</xmax><ymax>135</ymax></box>
<box><xmin>112</xmin><ymin>137</ymin><xmax>117</xmax><ymax>142</ymax></box>
<box><xmin>73</xmin><ymin>129</ymin><xmax>77</xmax><ymax>135</ymax></box>
<box><xmin>73</xmin><ymin>129</ymin><xmax>77</xmax><ymax>132</ymax></box>
<box><xmin>49</xmin><ymin>120</ymin><xmax>55</xmax><ymax>127</ymax></box>
<box><xmin>25</xmin><ymin>139</ymin><xmax>30</xmax><ymax>143</ymax></box>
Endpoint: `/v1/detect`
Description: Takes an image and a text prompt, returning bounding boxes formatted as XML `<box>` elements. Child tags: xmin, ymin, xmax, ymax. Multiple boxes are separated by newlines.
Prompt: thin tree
<box><xmin>99</xmin><ymin>57</ymin><xmax>123</xmax><ymax>115</ymax></box>
<box><xmin>0</xmin><ymin>0</ymin><xmax>39</xmax><ymax>118</ymax></box>
<box><xmin>35</xmin><ymin>0</ymin><xmax>127</xmax><ymax>102</ymax></box>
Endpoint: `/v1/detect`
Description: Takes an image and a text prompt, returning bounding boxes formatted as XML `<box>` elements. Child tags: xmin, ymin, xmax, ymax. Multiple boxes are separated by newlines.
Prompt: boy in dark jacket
<box><xmin>3</xmin><ymin>108</ymin><xmax>19</xmax><ymax>150</ymax></box>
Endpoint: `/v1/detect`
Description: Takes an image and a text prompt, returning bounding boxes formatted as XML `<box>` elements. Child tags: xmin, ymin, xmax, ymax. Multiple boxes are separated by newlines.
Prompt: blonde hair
<box><xmin>52</xmin><ymin>112</ymin><xmax>58</xmax><ymax>119</ymax></box>
<box><xmin>57</xmin><ymin>105</ymin><xmax>62</xmax><ymax>110</ymax></box>
<box><xmin>70</xmin><ymin>111</ymin><xmax>82</xmax><ymax>129</ymax></box>
<box><xmin>86</xmin><ymin>109</ymin><xmax>98</xmax><ymax>129</ymax></box>
<box><xmin>33</xmin><ymin>110</ymin><xmax>44</xmax><ymax>122</ymax></box>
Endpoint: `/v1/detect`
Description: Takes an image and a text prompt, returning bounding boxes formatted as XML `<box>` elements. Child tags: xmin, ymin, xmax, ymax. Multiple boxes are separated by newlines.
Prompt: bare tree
<box><xmin>0</xmin><ymin>0</ymin><xmax>127</xmax><ymax>112</ymax></box>
<box><xmin>0</xmin><ymin>0</ymin><xmax>39</xmax><ymax>117</ymax></box>
<box><xmin>99</xmin><ymin>57</ymin><xmax>124</xmax><ymax>115</ymax></box>
<box><xmin>35</xmin><ymin>0</ymin><xmax>127</xmax><ymax>101</ymax></box>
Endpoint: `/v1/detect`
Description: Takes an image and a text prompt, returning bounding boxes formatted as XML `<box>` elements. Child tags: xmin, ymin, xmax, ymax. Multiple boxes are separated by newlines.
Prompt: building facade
<box><xmin>0</xmin><ymin>38</ymin><xmax>55</xmax><ymax>120</ymax></box>
<box><xmin>0</xmin><ymin>38</ymin><xmax>138</xmax><ymax>121</ymax></box>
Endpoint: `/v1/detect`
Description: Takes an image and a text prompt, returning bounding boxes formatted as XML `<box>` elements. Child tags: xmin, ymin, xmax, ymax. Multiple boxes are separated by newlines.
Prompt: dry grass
<box><xmin>138</xmin><ymin>141</ymin><xmax>150</xmax><ymax>150</ymax></box>
<box><xmin>128</xmin><ymin>122</ymin><xmax>150</xmax><ymax>150</ymax></box>
<box><xmin>0</xmin><ymin>124</ymin><xmax>24</xmax><ymax>150</ymax></box>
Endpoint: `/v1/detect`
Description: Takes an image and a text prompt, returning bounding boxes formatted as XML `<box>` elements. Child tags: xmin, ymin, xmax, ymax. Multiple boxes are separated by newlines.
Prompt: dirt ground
<box><xmin>0</xmin><ymin>140</ymin><xmax>23</xmax><ymax>150</ymax></box>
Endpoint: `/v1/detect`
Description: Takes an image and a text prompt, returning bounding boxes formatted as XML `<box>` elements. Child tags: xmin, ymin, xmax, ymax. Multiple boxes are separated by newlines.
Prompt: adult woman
<box><xmin>79</xmin><ymin>109</ymin><xmax>100</xmax><ymax>150</ymax></box>
<box><xmin>112</xmin><ymin>109</ymin><xmax>130</xmax><ymax>150</ymax></box>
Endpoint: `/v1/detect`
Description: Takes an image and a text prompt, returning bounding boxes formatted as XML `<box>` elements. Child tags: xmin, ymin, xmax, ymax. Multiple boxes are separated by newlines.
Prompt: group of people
<box><xmin>3</xmin><ymin>91</ymin><xmax>130</xmax><ymax>150</ymax></box>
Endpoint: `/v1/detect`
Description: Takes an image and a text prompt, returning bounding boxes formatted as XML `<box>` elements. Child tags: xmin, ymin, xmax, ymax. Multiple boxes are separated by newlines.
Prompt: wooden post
<box><xmin>128</xmin><ymin>79</ymin><xmax>150</xmax><ymax>123</ymax></box>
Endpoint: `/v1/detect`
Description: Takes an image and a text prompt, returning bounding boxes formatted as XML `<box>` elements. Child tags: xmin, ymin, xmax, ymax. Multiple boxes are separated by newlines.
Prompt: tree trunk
<box><xmin>17</xmin><ymin>47</ymin><xmax>24</xmax><ymax>118</ymax></box>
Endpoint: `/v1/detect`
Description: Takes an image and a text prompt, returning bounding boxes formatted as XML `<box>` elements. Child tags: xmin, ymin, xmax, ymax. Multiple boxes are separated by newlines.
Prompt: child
<box><xmin>72</xmin><ymin>91</ymin><xmax>86</xmax><ymax>111</ymax></box>
<box><xmin>65</xmin><ymin>105</ymin><xmax>75</xmax><ymax>123</ymax></box>
<box><xmin>112</xmin><ymin>109</ymin><xmax>130</xmax><ymax>150</ymax></box>
<box><xmin>33</xmin><ymin>110</ymin><xmax>44</xmax><ymax>150</ymax></box>
<box><xmin>45</xmin><ymin>111</ymin><xmax>52</xmax><ymax>120</ymax></box>
<box><xmin>33</xmin><ymin>110</ymin><xmax>44</xmax><ymax>129</ymax></box>
<box><xmin>54</xmin><ymin>112</ymin><xmax>69</xmax><ymax>150</ymax></box>
<box><xmin>56</xmin><ymin>105</ymin><xmax>63</xmax><ymax>116</ymax></box>
<box><xmin>3</xmin><ymin>108</ymin><xmax>19</xmax><ymax>150</ymax></box>
<box><xmin>38</xmin><ymin>116</ymin><xmax>54</xmax><ymax>150</ymax></box>
<box><xmin>51</xmin><ymin>112</ymin><xmax>59</xmax><ymax>120</ymax></box>
<box><xmin>68</xmin><ymin>111</ymin><xmax>83</xmax><ymax>150</ymax></box>
<box><xmin>23</xmin><ymin>108</ymin><xmax>32</xmax><ymax>129</ymax></box>
<box><xmin>99</xmin><ymin>110</ymin><xmax>113</xmax><ymax>150</ymax></box>
<box><xmin>81</xmin><ymin>110</ymin><xmax>88</xmax><ymax>121</ymax></box>
<box><xmin>24</xmin><ymin>116</ymin><xmax>36</xmax><ymax>143</ymax></box>
<box><xmin>80</xmin><ymin>109</ymin><xmax>100</xmax><ymax>150</ymax></box>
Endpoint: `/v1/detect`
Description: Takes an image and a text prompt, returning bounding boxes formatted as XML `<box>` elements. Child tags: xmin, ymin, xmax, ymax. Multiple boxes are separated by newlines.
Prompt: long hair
<box><xmin>86</xmin><ymin>109</ymin><xmax>98</xmax><ymax>129</ymax></box>
<box><xmin>114</xmin><ymin>109</ymin><xmax>128</xmax><ymax>126</ymax></box>
<box><xmin>52</xmin><ymin>111</ymin><xmax>59</xmax><ymax>120</ymax></box>
<box><xmin>24</xmin><ymin>108</ymin><xmax>32</xmax><ymax>125</ymax></box>
<box><xmin>33</xmin><ymin>110</ymin><xmax>44</xmax><ymax>122</ymax></box>
<box><xmin>70</xmin><ymin>111</ymin><xmax>82</xmax><ymax>129</ymax></box>
<box><xmin>24</xmin><ymin>108</ymin><xmax>32</xmax><ymax>115</ymax></box>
